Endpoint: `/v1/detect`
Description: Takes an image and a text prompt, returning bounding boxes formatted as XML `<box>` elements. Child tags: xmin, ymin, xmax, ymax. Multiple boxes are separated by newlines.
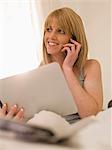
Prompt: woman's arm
<box><xmin>62</xmin><ymin>59</ymin><xmax>103</xmax><ymax>118</ymax></box>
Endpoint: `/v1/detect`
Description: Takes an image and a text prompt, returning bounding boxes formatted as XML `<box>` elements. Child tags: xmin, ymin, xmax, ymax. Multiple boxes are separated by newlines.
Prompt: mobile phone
<box><xmin>63</xmin><ymin>34</ymin><xmax>77</xmax><ymax>56</ymax></box>
<box><xmin>67</xmin><ymin>34</ymin><xmax>77</xmax><ymax>52</ymax></box>
<box><xmin>69</xmin><ymin>34</ymin><xmax>77</xmax><ymax>43</ymax></box>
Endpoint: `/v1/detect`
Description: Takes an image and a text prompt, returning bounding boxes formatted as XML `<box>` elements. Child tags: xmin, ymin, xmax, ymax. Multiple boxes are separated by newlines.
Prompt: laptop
<box><xmin>0</xmin><ymin>62</ymin><xmax>77</xmax><ymax>120</ymax></box>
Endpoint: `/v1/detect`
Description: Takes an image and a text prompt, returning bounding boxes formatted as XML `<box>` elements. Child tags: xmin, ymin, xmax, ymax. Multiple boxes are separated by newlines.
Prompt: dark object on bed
<box><xmin>64</xmin><ymin>113</ymin><xmax>81</xmax><ymax>124</ymax></box>
<box><xmin>108</xmin><ymin>100</ymin><xmax>112</xmax><ymax>108</ymax></box>
<box><xmin>0</xmin><ymin>100</ymin><xmax>3</xmax><ymax>108</ymax></box>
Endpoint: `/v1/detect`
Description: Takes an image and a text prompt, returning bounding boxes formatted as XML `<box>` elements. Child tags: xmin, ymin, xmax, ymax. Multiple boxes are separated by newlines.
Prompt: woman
<box><xmin>41</xmin><ymin>7</ymin><xmax>103</xmax><ymax>118</ymax></box>
<box><xmin>0</xmin><ymin>7</ymin><xmax>103</xmax><ymax>120</ymax></box>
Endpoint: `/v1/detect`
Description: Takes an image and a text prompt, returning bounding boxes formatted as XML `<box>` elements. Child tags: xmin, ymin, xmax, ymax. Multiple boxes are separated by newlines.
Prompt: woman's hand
<box><xmin>0</xmin><ymin>103</ymin><xmax>24</xmax><ymax>121</ymax></box>
<box><xmin>62</xmin><ymin>39</ymin><xmax>81</xmax><ymax>69</ymax></box>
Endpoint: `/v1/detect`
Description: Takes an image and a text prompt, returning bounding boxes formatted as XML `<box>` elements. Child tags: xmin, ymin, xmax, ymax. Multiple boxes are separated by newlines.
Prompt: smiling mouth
<box><xmin>48</xmin><ymin>41</ymin><xmax>59</xmax><ymax>46</ymax></box>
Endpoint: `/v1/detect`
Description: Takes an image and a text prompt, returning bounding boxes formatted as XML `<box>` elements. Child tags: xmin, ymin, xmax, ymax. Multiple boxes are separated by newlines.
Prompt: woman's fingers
<box><xmin>62</xmin><ymin>41</ymin><xmax>81</xmax><ymax>69</ymax></box>
<box><xmin>6</xmin><ymin>104</ymin><xmax>18</xmax><ymax>119</ymax></box>
<box><xmin>0</xmin><ymin>103</ymin><xmax>25</xmax><ymax>121</ymax></box>
<box><xmin>14</xmin><ymin>108</ymin><xmax>24</xmax><ymax>121</ymax></box>
<box><xmin>63</xmin><ymin>40</ymin><xmax>81</xmax><ymax>52</ymax></box>
<box><xmin>7</xmin><ymin>105</ymin><xmax>24</xmax><ymax>121</ymax></box>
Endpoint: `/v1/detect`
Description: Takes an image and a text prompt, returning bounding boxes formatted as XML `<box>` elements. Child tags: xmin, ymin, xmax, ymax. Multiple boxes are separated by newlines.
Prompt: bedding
<box><xmin>0</xmin><ymin>108</ymin><xmax>111</xmax><ymax>150</ymax></box>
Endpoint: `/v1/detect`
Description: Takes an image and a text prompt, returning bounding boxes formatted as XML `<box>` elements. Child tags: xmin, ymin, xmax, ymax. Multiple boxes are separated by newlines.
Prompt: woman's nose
<box><xmin>49</xmin><ymin>31</ymin><xmax>57</xmax><ymax>39</ymax></box>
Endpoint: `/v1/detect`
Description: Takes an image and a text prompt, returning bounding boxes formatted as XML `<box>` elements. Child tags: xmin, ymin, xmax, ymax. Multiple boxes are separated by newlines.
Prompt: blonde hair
<box><xmin>41</xmin><ymin>7</ymin><xmax>88</xmax><ymax>70</ymax></box>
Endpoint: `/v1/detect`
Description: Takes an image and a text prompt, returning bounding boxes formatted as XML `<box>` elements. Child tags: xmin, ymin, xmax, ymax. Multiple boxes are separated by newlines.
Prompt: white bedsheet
<box><xmin>0</xmin><ymin>108</ymin><xmax>111</xmax><ymax>150</ymax></box>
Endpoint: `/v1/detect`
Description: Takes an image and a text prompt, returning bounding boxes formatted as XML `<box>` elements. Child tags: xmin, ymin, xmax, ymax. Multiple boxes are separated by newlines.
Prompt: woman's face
<box><xmin>44</xmin><ymin>17</ymin><xmax>70</xmax><ymax>56</ymax></box>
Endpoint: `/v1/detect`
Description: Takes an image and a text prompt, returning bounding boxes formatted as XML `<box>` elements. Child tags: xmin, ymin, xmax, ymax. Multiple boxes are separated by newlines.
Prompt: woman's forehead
<box><xmin>46</xmin><ymin>17</ymin><xmax>58</xmax><ymax>25</ymax></box>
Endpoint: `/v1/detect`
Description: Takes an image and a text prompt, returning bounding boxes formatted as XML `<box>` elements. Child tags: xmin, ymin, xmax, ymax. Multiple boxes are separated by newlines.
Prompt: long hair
<box><xmin>41</xmin><ymin>7</ymin><xmax>88</xmax><ymax>70</ymax></box>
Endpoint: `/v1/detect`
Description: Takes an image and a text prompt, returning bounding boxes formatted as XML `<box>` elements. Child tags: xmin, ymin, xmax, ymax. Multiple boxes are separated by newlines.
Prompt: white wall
<box><xmin>0</xmin><ymin>1</ymin><xmax>39</xmax><ymax>78</ymax></box>
<box><xmin>111</xmin><ymin>1</ymin><xmax>112</xmax><ymax>100</ymax></box>
<box><xmin>39</xmin><ymin>0</ymin><xmax>111</xmax><ymax>108</ymax></box>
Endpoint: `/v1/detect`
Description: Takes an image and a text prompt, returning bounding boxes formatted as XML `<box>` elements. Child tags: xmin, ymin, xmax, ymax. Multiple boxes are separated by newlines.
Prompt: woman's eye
<box><xmin>58</xmin><ymin>29</ymin><xmax>65</xmax><ymax>34</ymax></box>
<box><xmin>46</xmin><ymin>27</ymin><xmax>52</xmax><ymax>32</ymax></box>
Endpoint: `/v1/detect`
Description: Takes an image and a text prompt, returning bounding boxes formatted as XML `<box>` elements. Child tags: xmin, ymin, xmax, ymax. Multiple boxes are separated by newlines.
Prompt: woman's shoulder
<box><xmin>85</xmin><ymin>59</ymin><xmax>101</xmax><ymax>67</ymax></box>
<box><xmin>83</xmin><ymin>59</ymin><xmax>101</xmax><ymax>76</ymax></box>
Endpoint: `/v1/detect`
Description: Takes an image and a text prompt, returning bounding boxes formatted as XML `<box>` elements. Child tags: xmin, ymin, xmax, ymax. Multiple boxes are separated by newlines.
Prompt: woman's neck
<box><xmin>51</xmin><ymin>54</ymin><xmax>65</xmax><ymax>67</ymax></box>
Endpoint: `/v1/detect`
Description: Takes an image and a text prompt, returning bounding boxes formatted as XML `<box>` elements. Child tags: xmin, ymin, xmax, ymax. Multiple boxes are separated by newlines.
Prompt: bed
<box><xmin>0</xmin><ymin>107</ymin><xmax>111</xmax><ymax>150</ymax></box>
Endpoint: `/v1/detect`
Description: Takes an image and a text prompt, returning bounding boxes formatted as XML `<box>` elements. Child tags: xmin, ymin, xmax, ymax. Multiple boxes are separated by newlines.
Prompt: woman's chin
<box><xmin>47</xmin><ymin>50</ymin><xmax>60</xmax><ymax>55</ymax></box>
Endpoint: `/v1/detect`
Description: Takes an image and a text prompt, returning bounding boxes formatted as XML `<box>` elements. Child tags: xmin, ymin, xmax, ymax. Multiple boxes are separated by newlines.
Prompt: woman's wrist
<box><xmin>62</xmin><ymin>65</ymin><xmax>73</xmax><ymax>74</ymax></box>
